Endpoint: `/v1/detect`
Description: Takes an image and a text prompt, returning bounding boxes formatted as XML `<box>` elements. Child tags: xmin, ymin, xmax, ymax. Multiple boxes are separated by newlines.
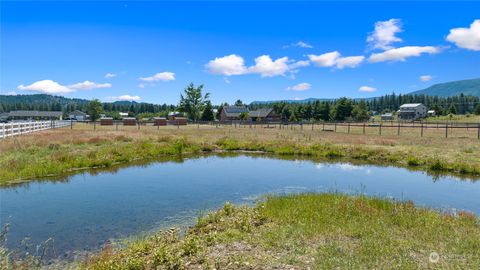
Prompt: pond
<box><xmin>1</xmin><ymin>155</ymin><xmax>479</xmax><ymax>258</ymax></box>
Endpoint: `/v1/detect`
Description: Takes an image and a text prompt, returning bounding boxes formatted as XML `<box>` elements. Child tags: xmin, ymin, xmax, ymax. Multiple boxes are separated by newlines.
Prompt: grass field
<box><xmin>1</xmin><ymin>122</ymin><xmax>479</xmax><ymax>185</ymax></box>
<box><xmin>67</xmin><ymin>194</ymin><xmax>479</xmax><ymax>269</ymax></box>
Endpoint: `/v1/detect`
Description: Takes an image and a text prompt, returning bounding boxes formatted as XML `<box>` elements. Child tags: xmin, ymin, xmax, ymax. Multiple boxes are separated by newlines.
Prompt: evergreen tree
<box><xmin>351</xmin><ymin>100</ymin><xmax>370</xmax><ymax>121</ymax></box>
<box><xmin>448</xmin><ymin>103</ymin><xmax>457</xmax><ymax>115</ymax></box>
<box><xmin>86</xmin><ymin>99</ymin><xmax>103</xmax><ymax>121</ymax></box>
<box><xmin>289</xmin><ymin>112</ymin><xmax>298</xmax><ymax>122</ymax></box>
<box><xmin>201</xmin><ymin>101</ymin><xmax>215</xmax><ymax>121</ymax></box>
<box><xmin>331</xmin><ymin>97</ymin><xmax>353</xmax><ymax>121</ymax></box>
<box><xmin>474</xmin><ymin>103</ymin><xmax>480</xmax><ymax>115</ymax></box>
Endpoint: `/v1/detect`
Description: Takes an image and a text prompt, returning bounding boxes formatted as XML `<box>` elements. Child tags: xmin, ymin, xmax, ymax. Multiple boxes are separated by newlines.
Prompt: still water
<box><xmin>1</xmin><ymin>155</ymin><xmax>479</xmax><ymax>257</ymax></box>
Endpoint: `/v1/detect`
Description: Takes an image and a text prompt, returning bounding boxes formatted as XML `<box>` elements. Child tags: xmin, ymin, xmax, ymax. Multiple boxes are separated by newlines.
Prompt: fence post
<box><xmin>347</xmin><ymin>122</ymin><xmax>350</xmax><ymax>133</ymax></box>
<box><xmin>94</xmin><ymin>120</ymin><xmax>96</xmax><ymax>130</ymax></box>
<box><xmin>379</xmin><ymin>124</ymin><xmax>382</xmax><ymax>136</ymax></box>
<box><xmin>334</xmin><ymin>123</ymin><xmax>337</xmax><ymax>133</ymax></box>
<box><xmin>421</xmin><ymin>123</ymin><xmax>424</xmax><ymax>137</ymax></box>
<box><xmin>445</xmin><ymin>123</ymin><xmax>448</xmax><ymax>138</ymax></box>
<box><xmin>397</xmin><ymin>123</ymin><xmax>400</xmax><ymax>136</ymax></box>
<box><xmin>477</xmin><ymin>124</ymin><xmax>479</xmax><ymax>140</ymax></box>
<box><xmin>363</xmin><ymin>123</ymin><xmax>366</xmax><ymax>134</ymax></box>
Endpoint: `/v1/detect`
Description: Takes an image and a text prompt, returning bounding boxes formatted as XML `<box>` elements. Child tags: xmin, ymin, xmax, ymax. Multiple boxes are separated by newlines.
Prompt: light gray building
<box><xmin>68</xmin><ymin>110</ymin><xmax>87</xmax><ymax>121</ymax></box>
<box><xmin>8</xmin><ymin>110</ymin><xmax>63</xmax><ymax>120</ymax></box>
<box><xmin>398</xmin><ymin>103</ymin><xmax>427</xmax><ymax>120</ymax></box>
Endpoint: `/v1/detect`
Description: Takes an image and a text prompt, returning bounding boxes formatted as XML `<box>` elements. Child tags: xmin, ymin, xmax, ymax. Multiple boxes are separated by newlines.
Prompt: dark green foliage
<box><xmin>201</xmin><ymin>101</ymin><xmax>215</xmax><ymax>121</ymax></box>
<box><xmin>178</xmin><ymin>83</ymin><xmax>210</xmax><ymax>121</ymax></box>
<box><xmin>86</xmin><ymin>99</ymin><xmax>103</xmax><ymax>121</ymax></box>
<box><xmin>474</xmin><ymin>104</ymin><xmax>480</xmax><ymax>115</ymax></box>
<box><xmin>449</xmin><ymin>103</ymin><xmax>457</xmax><ymax>115</ymax></box>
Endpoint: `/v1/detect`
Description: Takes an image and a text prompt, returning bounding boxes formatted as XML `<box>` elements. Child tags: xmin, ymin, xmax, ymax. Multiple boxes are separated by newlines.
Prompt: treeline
<box><xmin>2</xmin><ymin>92</ymin><xmax>480</xmax><ymax>121</ymax></box>
<box><xmin>249</xmin><ymin>93</ymin><xmax>480</xmax><ymax>121</ymax></box>
<box><xmin>0</xmin><ymin>94</ymin><xmax>175</xmax><ymax>117</ymax></box>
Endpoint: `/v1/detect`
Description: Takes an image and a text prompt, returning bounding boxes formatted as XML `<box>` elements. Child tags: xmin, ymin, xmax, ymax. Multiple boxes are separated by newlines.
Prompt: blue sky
<box><xmin>1</xmin><ymin>1</ymin><xmax>479</xmax><ymax>104</ymax></box>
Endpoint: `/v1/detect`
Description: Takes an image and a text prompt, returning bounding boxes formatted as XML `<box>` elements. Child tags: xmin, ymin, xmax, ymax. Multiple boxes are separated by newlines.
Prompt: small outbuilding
<box><xmin>100</xmin><ymin>117</ymin><xmax>114</xmax><ymax>125</ymax></box>
<box><xmin>123</xmin><ymin>117</ymin><xmax>137</xmax><ymax>126</ymax></box>
<box><xmin>427</xmin><ymin>110</ymin><xmax>436</xmax><ymax>117</ymax></box>
<box><xmin>153</xmin><ymin>117</ymin><xmax>167</xmax><ymax>126</ymax></box>
<box><xmin>171</xmin><ymin>117</ymin><xmax>187</xmax><ymax>125</ymax></box>
<box><xmin>380</xmin><ymin>113</ymin><xmax>394</xmax><ymax>121</ymax></box>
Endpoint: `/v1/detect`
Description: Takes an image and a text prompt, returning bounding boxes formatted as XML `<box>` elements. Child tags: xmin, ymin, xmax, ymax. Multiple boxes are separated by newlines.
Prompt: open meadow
<box><xmin>1</xmin><ymin>122</ymin><xmax>479</xmax><ymax>185</ymax></box>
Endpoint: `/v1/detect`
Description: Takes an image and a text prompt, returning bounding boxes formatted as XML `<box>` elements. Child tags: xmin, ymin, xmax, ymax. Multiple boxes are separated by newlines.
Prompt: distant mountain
<box><xmin>409</xmin><ymin>78</ymin><xmax>480</xmax><ymax>97</ymax></box>
<box><xmin>0</xmin><ymin>94</ymin><xmax>90</xmax><ymax>106</ymax></box>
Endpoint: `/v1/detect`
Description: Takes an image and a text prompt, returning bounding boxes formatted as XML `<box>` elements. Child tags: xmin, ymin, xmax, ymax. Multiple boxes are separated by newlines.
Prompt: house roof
<box><xmin>400</xmin><ymin>103</ymin><xmax>424</xmax><ymax>108</ymax></box>
<box><xmin>427</xmin><ymin>110</ymin><xmax>435</xmax><ymax>113</ymax></box>
<box><xmin>69</xmin><ymin>110</ymin><xmax>87</xmax><ymax>116</ymax></box>
<box><xmin>249</xmin><ymin>108</ymin><xmax>274</xmax><ymax>118</ymax></box>
<box><xmin>223</xmin><ymin>106</ymin><xmax>249</xmax><ymax>117</ymax></box>
<box><xmin>8</xmin><ymin>110</ymin><xmax>63</xmax><ymax>118</ymax></box>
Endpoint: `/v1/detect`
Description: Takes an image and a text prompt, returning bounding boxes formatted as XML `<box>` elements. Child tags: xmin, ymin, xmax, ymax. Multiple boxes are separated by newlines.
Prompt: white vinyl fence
<box><xmin>0</xmin><ymin>121</ymin><xmax>70</xmax><ymax>139</ymax></box>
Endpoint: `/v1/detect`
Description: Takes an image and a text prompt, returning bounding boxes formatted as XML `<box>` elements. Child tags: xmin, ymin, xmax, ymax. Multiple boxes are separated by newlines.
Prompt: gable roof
<box><xmin>69</xmin><ymin>110</ymin><xmax>87</xmax><ymax>116</ymax></box>
<box><xmin>400</xmin><ymin>103</ymin><xmax>424</xmax><ymax>108</ymax></box>
<box><xmin>249</xmin><ymin>108</ymin><xmax>274</xmax><ymax>118</ymax></box>
<box><xmin>222</xmin><ymin>106</ymin><xmax>249</xmax><ymax>117</ymax></box>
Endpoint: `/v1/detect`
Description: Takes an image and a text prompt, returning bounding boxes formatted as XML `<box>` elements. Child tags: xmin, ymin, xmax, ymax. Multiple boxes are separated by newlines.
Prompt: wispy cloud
<box><xmin>368</xmin><ymin>46</ymin><xmax>441</xmax><ymax>62</ymax></box>
<box><xmin>359</xmin><ymin>86</ymin><xmax>377</xmax><ymax>92</ymax></box>
<box><xmin>308</xmin><ymin>51</ymin><xmax>364</xmax><ymax>69</ymax></box>
<box><xmin>283</xmin><ymin>41</ymin><xmax>313</xmax><ymax>49</ymax></box>
<box><xmin>104</xmin><ymin>73</ymin><xmax>117</xmax><ymax>78</ymax></box>
<box><xmin>286</xmin><ymin>82</ymin><xmax>311</xmax><ymax>91</ymax></box>
<box><xmin>420</xmin><ymin>75</ymin><xmax>433</xmax><ymax>82</ymax></box>
<box><xmin>139</xmin><ymin>72</ymin><xmax>175</xmax><ymax>82</ymax></box>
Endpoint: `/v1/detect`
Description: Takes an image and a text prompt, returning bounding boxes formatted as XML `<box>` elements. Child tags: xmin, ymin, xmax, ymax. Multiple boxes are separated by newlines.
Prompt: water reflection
<box><xmin>1</xmin><ymin>155</ymin><xmax>479</xmax><ymax>259</ymax></box>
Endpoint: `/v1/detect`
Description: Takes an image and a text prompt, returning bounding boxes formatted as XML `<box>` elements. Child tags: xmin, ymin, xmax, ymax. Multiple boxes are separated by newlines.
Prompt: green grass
<box><xmin>1</xmin><ymin>134</ymin><xmax>479</xmax><ymax>185</ymax></box>
<box><xmin>72</xmin><ymin>193</ymin><xmax>480</xmax><ymax>269</ymax></box>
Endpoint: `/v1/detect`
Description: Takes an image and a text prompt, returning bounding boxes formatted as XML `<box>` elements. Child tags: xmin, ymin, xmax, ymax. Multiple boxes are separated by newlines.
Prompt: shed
<box><xmin>171</xmin><ymin>117</ymin><xmax>187</xmax><ymax>125</ymax></box>
<box><xmin>68</xmin><ymin>110</ymin><xmax>87</xmax><ymax>121</ymax></box>
<box><xmin>123</xmin><ymin>117</ymin><xmax>137</xmax><ymax>126</ymax></box>
<box><xmin>427</xmin><ymin>110</ymin><xmax>436</xmax><ymax>117</ymax></box>
<box><xmin>219</xmin><ymin>106</ymin><xmax>249</xmax><ymax>121</ymax></box>
<box><xmin>381</xmin><ymin>113</ymin><xmax>394</xmax><ymax>121</ymax></box>
<box><xmin>153</xmin><ymin>117</ymin><xmax>167</xmax><ymax>126</ymax></box>
<box><xmin>100</xmin><ymin>117</ymin><xmax>114</xmax><ymax>125</ymax></box>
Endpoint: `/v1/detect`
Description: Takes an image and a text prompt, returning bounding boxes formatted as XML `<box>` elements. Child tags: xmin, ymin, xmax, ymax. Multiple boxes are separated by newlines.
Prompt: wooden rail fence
<box><xmin>0</xmin><ymin>121</ymin><xmax>70</xmax><ymax>139</ymax></box>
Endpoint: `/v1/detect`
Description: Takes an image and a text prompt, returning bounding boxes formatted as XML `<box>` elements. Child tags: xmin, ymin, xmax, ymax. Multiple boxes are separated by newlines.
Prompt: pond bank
<box><xmin>72</xmin><ymin>194</ymin><xmax>480</xmax><ymax>268</ymax></box>
<box><xmin>1</xmin><ymin>130</ymin><xmax>479</xmax><ymax>185</ymax></box>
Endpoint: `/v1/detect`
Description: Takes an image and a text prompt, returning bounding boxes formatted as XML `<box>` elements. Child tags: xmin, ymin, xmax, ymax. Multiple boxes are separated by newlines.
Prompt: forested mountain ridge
<box><xmin>409</xmin><ymin>78</ymin><xmax>480</xmax><ymax>97</ymax></box>
<box><xmin>0</xmin><ymin>94</ymin><xmax>174</xmax><ymax>115</ymax></box>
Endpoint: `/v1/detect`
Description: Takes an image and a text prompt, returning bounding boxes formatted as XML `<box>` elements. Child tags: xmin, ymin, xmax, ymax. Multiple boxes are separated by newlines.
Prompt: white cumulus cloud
<box><xmin>308</xmin><ymin>51</ymin><xmax>364</xmax><ymax>69</ymax></box>
<box><xmin>308</xmin><ymin>51</ymin><xmax>340</xmax><ymax>67</ymax></box>
<box><xmin>106</xmin><ymin>95</ymin><xmax>141</xmax><ymax>101</ymax></box>
<box><xmin>336</xmin><ymin>56</ymin><xmax>365</xmax><ymax>69</ymax></box>
<box><xmin>446</xmin><ymin>19</ymin><xmax>480</xmax><ymax>51</ymax></box>
<box><xmin>420</xmin><ymin>75</ymin><xmax>433</xmax><ymax>82</ymax></box>
<box><xmin>139</xmin><ymin>72</ymin><xmax>176</xmax><ymax>82</ymax></box>
<box><xmin>368</xmin><ymin>46</ymin><xmax>441</xmax><ymax>62</ymax></box>
<box><xmin>359</xmin><ymin>86</ymin><xmax>377</xmax><ymax>92</ymax></box>
<box><xmin>248</xmin><ymin>55</ymin><xmax>290</xmax><ymax>77</ymax></box>
<box><xmin>288</xmin><ymin>60</ymin><xmax>310</xmax><ymax>69</ymax></box>
<box><xmin>287</xmin><ymin>82</ymin><xmax>311</xmax><ymax>91</ymax></box>
<box><xmin>205</xmin><ymin>54</ymin><xmax>247</xmax><ymax>76</ymax></box>
<box><xmin>105</xmin><ymin>73</ymin><xmax>117</xmax><ymax>78</ymax></box>
<box><xmin>69</xmin><ymin>81</ymin><xmax>112</xmax><ymax>90</ymax></box>
<box><xmin>18</xmin><ymin>80</ymin><xmax>74</xmax><ymax>94</ymax></box>
<box><xmin>367</xmin><ymin>19</ymin><xmax>403</xmax><ymax>50</ymax></box>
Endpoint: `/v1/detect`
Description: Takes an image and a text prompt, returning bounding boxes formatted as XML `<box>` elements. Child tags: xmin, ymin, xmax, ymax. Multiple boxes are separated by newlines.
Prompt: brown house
<box><xmin>249</xmin><ymin>108</ymin><xmax>281</xmax><ymax>122</ymax></box>
<box><xmin>219</xmin><ymin>106</ymin><xmax>249</xmax><ymax>121</ymax></box>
